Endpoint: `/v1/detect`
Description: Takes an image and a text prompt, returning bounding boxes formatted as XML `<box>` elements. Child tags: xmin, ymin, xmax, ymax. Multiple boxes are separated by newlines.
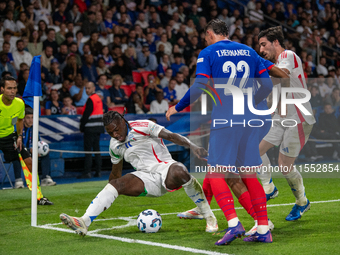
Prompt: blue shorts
<box><xmin>208</xmin><ymin>126</ymin><xmax>263</xmax><ymax>174</ymax></box>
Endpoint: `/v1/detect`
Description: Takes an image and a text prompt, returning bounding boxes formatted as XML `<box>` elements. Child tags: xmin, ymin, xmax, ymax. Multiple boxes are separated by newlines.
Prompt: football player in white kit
<box><xmin>60</xmin><ymin>111</ymin><xmax>218</xmax><ymax>236</ymax></box>
<box><xmin>258</xmin><ymin>26</ymin><xmax>316</xmax><ymax>221</ymax></box>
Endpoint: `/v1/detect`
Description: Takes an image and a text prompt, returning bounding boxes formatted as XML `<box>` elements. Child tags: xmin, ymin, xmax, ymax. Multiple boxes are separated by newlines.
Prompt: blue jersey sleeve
<box><xmin>260</xmin><ymin>57</ymin><xmax>274</xmax><ymax>71</ymax></box>
<box><xmin>254</xmin><ymin>54</ymin><xmax>273</xmax><ymax>105</ymax></box>
<box><xmin>195</xmin><ymin>49</ymin><xmax>212</xmax><ymax>77</ymax></box>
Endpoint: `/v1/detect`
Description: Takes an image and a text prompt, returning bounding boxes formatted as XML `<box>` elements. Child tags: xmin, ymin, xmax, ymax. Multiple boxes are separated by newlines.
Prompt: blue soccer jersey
<box><xmin>176</xmin><ymin>40</ymin><xmax>273</xmax><ymax>129</ymax></box>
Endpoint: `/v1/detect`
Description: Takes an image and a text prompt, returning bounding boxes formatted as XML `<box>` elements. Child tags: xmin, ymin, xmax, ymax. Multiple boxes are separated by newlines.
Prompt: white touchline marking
<box><xmin>37</xmin><ymin>198</ymin><xmax>340</xmax><ymax>255</ymax></box>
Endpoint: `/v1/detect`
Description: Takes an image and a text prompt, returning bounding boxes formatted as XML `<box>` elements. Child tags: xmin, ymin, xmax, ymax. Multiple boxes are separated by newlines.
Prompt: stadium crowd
<box><xmin>0</xmin><ymin>0</ymin><xmax>340</xmax><ymax>160</ymax></box>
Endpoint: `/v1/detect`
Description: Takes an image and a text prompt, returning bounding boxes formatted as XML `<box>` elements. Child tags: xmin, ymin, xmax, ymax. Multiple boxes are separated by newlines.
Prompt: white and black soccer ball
<box><xmin>37</xmin><ymin>141</ymin><xmax>49</xmax><ymax>156</ymax></box>
<box><xmin>137</xmin><ymin>209</ymin><xmax>162</xmax><ymax>233</ymax></box>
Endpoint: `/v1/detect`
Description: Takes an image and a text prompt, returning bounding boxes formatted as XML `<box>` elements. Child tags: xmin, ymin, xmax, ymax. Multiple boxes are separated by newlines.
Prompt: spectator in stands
<box><xmin>160</xmin><ymin>68</ymin><xmax>173</xmax><ymax>89</ymax></box>
<box><xmin>67</xmin><ymin>4</ymin><xmax>83</xmax><ymax>26</ymax></box>
<box><xmin>135</xmin><ymin>12</ymin><xmax>148</xmax><ymax>29</ymax></box>
<box><xmin>98</xmin><ymin>46</ymin><xmax>114</xmax><ymax>67</ymax></box>
<box><xmin>179</xmin><ymin>65</ymin><xmax>190</xmax><ymax>86</ymax></box>
<box><xmin>109</xmin><ymin>74</ymin><xmax>129</xmax><ymax>105</ymax></box>
<box><xmin>103</xmin><ymin>9</ymin><xmax>116</xmax><ymax>33</ymax></box>
<box><xmin>110</xmin><ymin>56</ymin><xmax>132</xmax><ymax>82</ymax></box>
<box><xmin>0</xmin><ymin>0</ymin><xmax>6</xmax><ymax>20</ymax></box>
<box><xmin>157</xmin><ymin>54</ymin><xmax>170</xmax><ymax>79</ymax></box>
<box><xmin>58</xmin><ymin>79</ymin><xmax>72</xmax><ymax>102</ymax></box>
<box><xmin>55</xmin><ymin>23</ymin><xmax>67</xmax><ymax>46</ymax></box>
<box><xmin>81</xmin><ymin>11</ymin><xmax>97</xmax><ymax>36</ymax></box>
<box><xmin>27</xmin><ymin>30</ymin><xmax>42</xmax><ymax>57</ymax></box>
<box><xmin>12</xmin><ymin>39</ymin><xmax>33</xmax><ymax>71</ymax></box>
<box><xmin>310</xmin><ymin>85</ymin><xmax>323</xmax><ymax>108</ymax></box>
<box><xmin>56</xmin><ymin>44</ymin><xmax>69</xmax><ymax>68</ymax></box>
<box><xmin>174</xmin><ymin>71</ymin><xmax>189</xmax><ymax>100</ymax></box>
<box><xmin>96</xmin><ymin>11</ymin><xmax>107</xmax><ymax>38</ymax></box>
<box><xmin>74</xmin><ymin>0</ymin><xmax>87</xmax><ymax>13</ymax></box>
<box><xmin>163</xmin><ymin>77</ymin><xmax>179</xmax><ymax>106</ymax></box>
<box><xmin>16</xmin><ymin>11</ymin><xmax>31</xmax><ymax>37</ymax></box>
<box><xmin>63</xmin><ymin>54</ymin><xmax>81</xmax><ymax>82</ymax></box>
<box><xmin>43</xmin><ymin>28</ymin><xmax>58</xmax><ymax>56</ymax></box>
<box><xmin>17</xmin><ymin>69</ymin><xmax>29</xmax><ymax>96</ymax></box>
<box><xmin>68</xmin><ymin>42</ymin><xmax>82</xmax><ymax>67</ymax></box>
<box><xmin>85</xmin><ymin>31</ymin><xmax>102</xmax><ymax>57</ymax></box>
<box><xmin>325</xmin><ymin>88</ymin><xmax>340</xmax><ymax>107</ymax></box>
<box><xmin>137</xmin><ymin>43</ymin><xmax>158</xmax><ymax>71</ymax></box>
<box><xmin>127</xmin><ymin>29</ymin><xmax>142</xmax><ymax>52</ymax></box>
<box><xmin>95</xmin><ymin>74</ymin><xmax>113</xmax><ymax>109</ymax></box>
<box><xmin>127</xmin><ymin>90</ymin><xmax>149</xmax><ymax>114</ymax></box>
<box><xmin>49</xmin><ymin>58</ymin><xmax>62</xmax><ymax>84</ymax></box>
<box><xmin>328</xmin><ymin>66</ymin><xmax>340</xmax><ymax>88</ymax></box>
<box><xmin>53</xmin><ymin>2</ymin><xmax>66</xmax><ymax>26</ymax></box>
<box><xmin>156</xmin><ymin>33</ymin><xmax>172</xmax><ymax>56</ymax></box>
<box><xmin>316</xmin><ymin>104</ymin><xmax>340</xmax><ymax>160</ymax></box>
<box><xmin>145</xmin><ymin>32</ymin><xmax>156</xmax><ymax>54</ymax></box>
<box><xmin>145</xmin><ymin>73</ymin><xmax>163</xmax><ymax>104</ymax></box>
<box><xmin>81</xmin><ymin>54</ymin><xmax>98</xmax><ymax>83</ymax></box>
<box><xmin>70</xmin><ymin>73</ymin><xmax>88</xmax><ymax>107</ymax></box>
<box><xmin>62</xmin><ymin>95</ymin><xmax>77</xmax><ymax>115</ymax></box>
<box><xmin>150</xmin><ymin>91</ymin><xmax>169</xmax><ymax>114</ymax></box>
<box><xmin>315</xmin><ymin>74</ymin><xmax>330</xmax><ymax>98</ymax></box>
<box><xmin>3</xmin><ymin>10</ymin><xmax>19</xmax><ymax>36</ymax></box>
<box><xmin>96</xmin><ymin>57</ymin><xmax>112</xmax><ymax>80</ymax></box>
<box><xmin>41</xmin><ymin>46</ymin><xmax>54</xmax><ymax>71</ymax></box>
<box><xmin>79</xmin><ymin>81</ymin><xmax>104</xmax><ymax>178</ymax></box>
<box><xmin>45</xmin><ymin>89</ymin><xmax>64</xmax><ymax>115</ymax></box>
<box><xmin>171</xmin><ymin>53</ymin><xmax>184</xmax><ymax>77</ymax></box>
<box><xmin>1</xmin><ymin>42</ymin><xmax>14</xmax><ymax>67</ymax></box>
<box><xmin>37</xmin><ymin>20</ymin><xmax>48</xmax><ymax>42</ymax></box>
<box><xmin>317</xmin><ymin>56</ymin><xmax>328</xmax><ymax>76</ymax></box>
<box><xmin>0</xmin><ymin>52</ymin><xmax>17</xmax><ymax>79</ymax></box>
<box><xmin>33</xmin><ymin>0</ymin><xmax>52</xmax><ymax>25</ymax></box>
<box><xmin>124</xmin><ymin>46</ymin><xmax>138</xmax><ymax>72</ymax></box>
<box><xmin>23</xmin><ymin>107</ymin><xmax>56</xmax><ymax>186</ymax></box>
<box><xmin>64</xmin><ymin>31</ymin><xmax>75</xmax><ymax>47</ymax></box>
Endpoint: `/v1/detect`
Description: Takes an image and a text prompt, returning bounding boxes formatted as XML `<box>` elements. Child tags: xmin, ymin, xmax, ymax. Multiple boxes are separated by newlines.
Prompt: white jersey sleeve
<box><xmin>276</xmin><ymin>50</ymin><xmax>294</xmax><ymax>74</ymax></box>
<box><xmin>129</xmin><ymin>120</ymin><xmax>164</xmax><ymax>138</ymax></box>
<box><xmin>109</xmin><ymin>138</ymin><xmax>123</xmax><ymax>164</ymax></box>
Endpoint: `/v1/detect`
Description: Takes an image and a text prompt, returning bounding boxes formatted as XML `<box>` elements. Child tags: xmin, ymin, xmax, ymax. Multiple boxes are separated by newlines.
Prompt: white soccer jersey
<box><xmin>275</xmin><ymin>50</ymin><xmax>316</xmax><ymax>125</ymax></box>
<box><xmin>109</xmin><ymin>120</ymin><xmax>175</xmax><ymax>172</ymax></box>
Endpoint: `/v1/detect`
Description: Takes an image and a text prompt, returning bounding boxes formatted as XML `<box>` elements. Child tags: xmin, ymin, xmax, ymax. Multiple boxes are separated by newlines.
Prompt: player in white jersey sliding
<box><xmin>258</xmin><ymin>26</ymin><xmax>316</xmax><ymax>221</ymax></box>
<box><xmin>60</xmin><ymin>111</ymin><xmax>217</xmax><ymax>236</ymax></box>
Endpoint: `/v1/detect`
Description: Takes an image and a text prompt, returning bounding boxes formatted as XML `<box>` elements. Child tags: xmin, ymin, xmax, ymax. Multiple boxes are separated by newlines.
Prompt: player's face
<box><xmin>259</xmin><ymin>37</ymin><xmax>276</xmax><ymax>63</ymax></box>
<box><xmin>105</xmin><ymin>120</ymin><xmax>127</xmax><ymax>142</ymax></box>
<box><xmin>1</xmin><ymin>80</ymin><xmax>17</xmax><ymax>101</ymax></box>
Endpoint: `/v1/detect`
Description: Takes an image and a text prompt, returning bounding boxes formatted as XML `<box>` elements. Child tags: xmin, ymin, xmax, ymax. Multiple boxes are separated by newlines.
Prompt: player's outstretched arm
<box><xmin>166</xmin><ymin>106</ymin><xmax>178</xmax><ymax>121</ymax></box>
<box><xmin>109</xmin><ymin>160</ymin><xmax>123</xmax><ymax>182</ymax></box>
<box><xmin>158</xmin><ymin>128</ymin><xmax>208</xmax><ymax>159</ymax></box>
<box><xmin>269</xmin><ymin>66</ymin><xmax>290</xmax><ymax>87</ymax></box>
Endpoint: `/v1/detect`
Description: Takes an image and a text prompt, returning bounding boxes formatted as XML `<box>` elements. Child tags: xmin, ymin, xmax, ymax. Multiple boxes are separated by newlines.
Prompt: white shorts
<box><xmin>130</xmin><ymin>161</ymin><xmax>177</xmax><ymax>197</ymax></box>
<box><xmin>263</xmin><ymin>119</ymin><xmax>313</xmax><ymax>158</ymax></box>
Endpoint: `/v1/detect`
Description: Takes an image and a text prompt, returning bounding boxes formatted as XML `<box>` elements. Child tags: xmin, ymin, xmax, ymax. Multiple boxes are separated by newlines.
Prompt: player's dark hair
<box><xmin>0</xmin><ymin>76</ymin><xmax>16</xmax><ymax>88</ymax></box>
<box><xmin>1</xmin><ymin>71</ymin><xmax>12</xmax><ymax>78</ymax></box>
<box><xmin>258</xmin><ymin>26</ymin><xmax>285</xmax><ymax>48</ymax></box>
<box><xmin>103</xmin><ymin>110</ymin><xmax>131</xmax><ymax>129</ymax></box>
<box><xmin>204</xmin><ymin>19</ymin><xmax>229</xmax><ymax>37</ymax></box>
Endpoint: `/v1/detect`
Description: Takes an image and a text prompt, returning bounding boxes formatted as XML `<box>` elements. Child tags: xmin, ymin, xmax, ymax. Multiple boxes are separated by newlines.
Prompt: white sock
<box><xmin>284</xmin><ymin>170</ymin><xmax>307</xmax><ymax>206</ymax></box>
<box><xmin>228</xmin><ymin>217</ymin><xmax>239</xmax><ymax>228</ymax></box>
<box><xmin>182</xmin><ymin>176</ymin><xmax>213</xmax><ymax>219</ymax></box>
<box><xmin>82</xmin><ymin>184</ymin><xmax>118</xmax><ymax>227</ymax></box>
<box><xmin>258</xmin><ymin>154</ymin><xmax>275</xmax><ymax>194</ymax></box>
<box><xmin>257</xmin><ymin>225</ymin><xmax>269</xmax><ymax>234</ymax></box>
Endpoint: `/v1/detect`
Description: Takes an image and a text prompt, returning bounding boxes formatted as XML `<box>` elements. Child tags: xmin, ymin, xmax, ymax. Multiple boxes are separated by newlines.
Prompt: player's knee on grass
<box><xmin>109</xmin><ymin>174</ymin><xmax>145</xmax><ymax>196</ymax></box>
<box><xmin>165</xmin><ymin>162</ymin><xmax>190</xmax><ymax>190</ymax></box>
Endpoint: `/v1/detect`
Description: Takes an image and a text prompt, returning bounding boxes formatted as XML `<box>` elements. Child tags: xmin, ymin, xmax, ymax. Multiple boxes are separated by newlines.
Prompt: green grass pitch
<box><xmin>1</xmin><ymin>167</ymin><xmax>340</xmax><ymax>255</ymax></box>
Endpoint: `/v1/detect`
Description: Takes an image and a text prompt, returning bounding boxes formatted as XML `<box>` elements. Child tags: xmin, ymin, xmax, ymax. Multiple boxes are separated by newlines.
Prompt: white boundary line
<box><xmin>37</xmin><ymin>198</ymin><xmax>340</xmax><ymax>255</ymax></box>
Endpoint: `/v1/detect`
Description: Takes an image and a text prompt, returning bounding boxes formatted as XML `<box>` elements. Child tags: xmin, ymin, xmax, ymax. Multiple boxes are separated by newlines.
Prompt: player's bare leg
<box><xmin>60</xmin><ymin>174</ymin><xmax>145</xmax><ymax>236</ymax></box>
<box><xmin>278</xmin><ymin>153</ymin><xmax>310</xmax><ymax>221</ymax></box>
<box><xmin>258</xmin><ymin>140</ymin><xmax>279</xmax><ymax>200</ymax></box>
<box><xmin>165</xmin><ymin>163</ymin><xmax>218</xmax><ymax>232</ymax></box>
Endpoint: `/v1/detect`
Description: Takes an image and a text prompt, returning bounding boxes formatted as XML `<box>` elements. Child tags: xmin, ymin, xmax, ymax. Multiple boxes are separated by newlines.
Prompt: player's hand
<box><xmin>192</xmin><ymin>146</ymin><xmax>208</xmax><ymax>160</ymax></box>
<box><xmin>166</xmin><ymin>106</ymin><xmax>178</xmax><ymax>121</ymax></box>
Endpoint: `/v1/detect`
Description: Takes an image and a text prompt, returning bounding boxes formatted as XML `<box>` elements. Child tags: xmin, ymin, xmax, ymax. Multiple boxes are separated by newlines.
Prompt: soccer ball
<box><xmin>37</xmin><ymin>141</ymin><xmax>49</xmax><ymax>156</ymax></box>
<box><xmin>137</xmin><ymin>209</ymin><xmax>162</xmax><ymax>233</ymax></box>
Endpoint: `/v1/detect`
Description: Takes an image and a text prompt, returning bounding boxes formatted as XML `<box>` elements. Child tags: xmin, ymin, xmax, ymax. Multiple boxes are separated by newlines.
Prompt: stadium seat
<box><xmin>40</xmin><ymin>107</ymin><xmax>45</xmax><ymax>116</ymax></box>
<box><xmin>129</xmin><ymin>83</ymin><xmax>136</xmax><ymax>92</ymax></box>
<box><xmin>104</xmin><ymin>85</ymin><xmax>111</xmax><ymax>90</ymax></box>
<box><xmin>132</xmin><ymin>71</ymin><xmax>142</xmax><ymax>83</ymax></box>
<box><xmin>144</xmin><ymin>104</ymin><xmax>150</xmax><ymax>110</ymax></box>
<box><xmin>120</xmin><ymin>85</ymin><xmax>132</xmax><ymax>97</ymax></box>
<box><xmin>182</xmin><ymin>105</ymin><xmax>191</xmax><ymax>112</ymax></box>
<box><xmin>141</xmin><ymin>71</ymin><xmax>153</xmax><ymax>86</ymax></box>
<box><xmin>109</xmin><ymin>106</ymin><xmax>125</xmax><ymax>114</ymax></box>
<box><xmin>77</xmin><ymin>106</ymin><xmax>85</xmax><ymax>115</ymax></box>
